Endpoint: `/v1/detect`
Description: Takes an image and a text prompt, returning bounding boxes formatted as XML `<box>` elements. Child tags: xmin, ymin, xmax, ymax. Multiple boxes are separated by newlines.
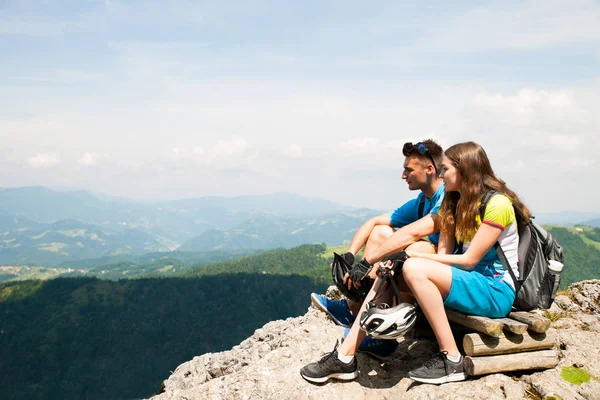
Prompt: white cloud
<box><xmin>470</xmin><ymin>88</ymin><xmax>593</xmax><ymax>141</ymax></box>
<box><xmin>412</xmin><ymin>0</ymin><xmax>600</xmax><ymax>53</ymax></box>
<box><xmin>341</xmin><ymin>137</ymin><xmax>380</xmax><ymax>155</ymax></box>
<box><xmin>78</xmin><ymin>152</ymin><xmax>98</xmax><ymax>166</ymax></box>
<box><xmin>27</xmin><ymin>153</ymin><xmax>59</xmax><ymax>168</ymax></box>
<box><xmin>211</xmin><ymin>136</ymin><xmax>248</xmax><ymax>159</ymax></box>
<box><xmin>282</xmin><ymin>144</ymin><xmax>303</xmax><ymax>158</ymax></box>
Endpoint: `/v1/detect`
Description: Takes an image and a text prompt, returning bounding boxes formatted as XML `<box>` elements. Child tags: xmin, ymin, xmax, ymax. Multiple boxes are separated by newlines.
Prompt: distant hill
<box><xmin>582</xmin><ymin>218</ymin><xmax>600</xmax><ymax>228</ymax></box>
<box><xmin>0</xmin><ymin>187</ymin><xmax>360</xmax><ymax>243</ymax></box>
<box><xmin>0</xmin><ymin>215</ymin><xmax>165</xmax><ymax>266</ymax></box>
<box><xmin>534</xmin><ymin>211</ymin><xmax>600</xmax><ymax>226</ymax></box>
<box><xmin>546</xmin><ymin>225</ymin><xmax>600</xmax><ymax>286</ymax></box>
<box><xmin>179</xmin><ymin>211</ymin><xmax>377</xmax><ymax>252</ymax></box>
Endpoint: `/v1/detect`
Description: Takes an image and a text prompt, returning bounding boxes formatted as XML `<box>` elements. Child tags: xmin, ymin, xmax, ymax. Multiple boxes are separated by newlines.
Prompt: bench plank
<box><xmin>508</xmin><ymin>311</ymin><xmax>551</xmax><ymax>333</ymax></box>
<box><xmin>463</xmin><ymin>330</ymin><xmax>556</xmax><ymax>356</ymax></box>
<box><xmin>446</xmin><ymin>310</ymin><xmax>503</xmax><ymax>337</ymax></box>
<box><xmin>495</xmin><ymin>317</ymin><xmax>528</xmax><ymax>334</ymax></box>
<box><xmin>464</xmin><ymin>349</ymin><xmax>558</xmax><ymax>376</ymax></box>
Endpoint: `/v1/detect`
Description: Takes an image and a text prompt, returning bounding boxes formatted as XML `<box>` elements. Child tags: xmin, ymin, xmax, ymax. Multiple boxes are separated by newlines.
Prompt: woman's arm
<box><xmin>436</xmin><ymin>230</ymin><xmax>455</xmax><ymax>255</ymax></box>
<box><xmin>407</xmin><ymin>223</ymin><xmax>503</xmax><ymax>269</ymax></box>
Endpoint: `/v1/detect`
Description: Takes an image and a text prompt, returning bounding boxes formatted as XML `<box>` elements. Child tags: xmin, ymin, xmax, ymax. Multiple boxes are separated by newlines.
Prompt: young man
<box><xmin>303</xmin><ymin>139</ymin><xmax>444</xmax><ymax>382</ymax></box>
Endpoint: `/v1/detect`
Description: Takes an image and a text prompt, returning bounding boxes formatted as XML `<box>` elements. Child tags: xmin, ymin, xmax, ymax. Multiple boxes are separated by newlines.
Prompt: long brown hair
<box><xmin>439</xmin><ymin>142</ymin><xmax>532</xmax><ymax>242</ymax></box>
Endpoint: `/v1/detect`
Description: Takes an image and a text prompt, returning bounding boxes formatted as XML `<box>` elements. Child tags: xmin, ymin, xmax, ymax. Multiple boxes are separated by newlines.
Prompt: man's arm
<box><xmin>364</xmin><ymin>213</ymin><xmax>439</xmax><ymax>264</ymax></box>
<box><xmin>346</xmin><ymin>214</ymin><xmax>392</xmax><ymax>255</ymax></box>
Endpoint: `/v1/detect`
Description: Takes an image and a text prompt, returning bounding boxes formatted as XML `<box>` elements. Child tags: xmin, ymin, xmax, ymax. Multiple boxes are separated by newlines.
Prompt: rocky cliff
<box><xmin>152</xmin><ymin>280</ymin><xmax>600</xmax><ymax>400</ymax></box>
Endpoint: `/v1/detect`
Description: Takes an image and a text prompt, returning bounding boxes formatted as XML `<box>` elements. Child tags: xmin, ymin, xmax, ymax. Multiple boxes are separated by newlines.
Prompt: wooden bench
<box><xmin>413</xmin><ymin>310</ymin><xmax>559</xmax><ymax>376</ymax></box>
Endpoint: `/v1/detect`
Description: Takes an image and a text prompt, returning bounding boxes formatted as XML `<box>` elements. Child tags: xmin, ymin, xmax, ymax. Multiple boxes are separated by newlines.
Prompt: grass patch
<box><xmin>322</xmin><ymin>245</ymin><xmax>364</xmax><ymax>263</ymax></box>
<box><xmin>158</xmin><ymin>265</ymin><xmax>174</xmax><ymax>273</ymax></box>
<box><xmin>544</xmin><ymin>310</ymin><xmax>566</xmax><ymax>322</ymax></box>
<box><xmin>524</xmin><ymin>385</ymin><xmax>542</xmax><ymax>400</ymax></box>
<box><xmin>38</xmin><ymin>242</ymin><xmax>68</xmax><ymax>254</ymax></box>
<box><xmin>322</xmin><ymin>244</ymin><xmax>349</xmax><ymax>260</ymax></box>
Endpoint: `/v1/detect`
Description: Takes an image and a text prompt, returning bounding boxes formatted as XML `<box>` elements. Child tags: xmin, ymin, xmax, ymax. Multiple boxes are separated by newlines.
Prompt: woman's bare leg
<box><xmin>402</xmin><ymin>258</ymin><xmax>459</xmax><ymax>357</ymax></box>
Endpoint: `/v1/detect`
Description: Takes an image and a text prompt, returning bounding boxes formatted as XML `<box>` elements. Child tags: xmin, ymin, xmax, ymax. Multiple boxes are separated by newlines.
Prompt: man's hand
<box><xmin>330</xmin><ymin>251</ymin><xmax>354</xmax><ymax>270</ymax></box>
<box><xmin>343</xmin><ymin>258</ymin><xmax>372</xmax><ymax>289</ymax></box>
<box><xmin>382</xmin><ymin>251</ymin><xmax>409</xmax><ymax>275</ymax></box>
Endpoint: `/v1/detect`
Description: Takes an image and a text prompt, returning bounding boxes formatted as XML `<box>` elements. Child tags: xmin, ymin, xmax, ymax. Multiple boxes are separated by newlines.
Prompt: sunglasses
<box><xmin>402</xmin><ymin>142</ymin><xmax>438</xmax><ymax>174</ymax></box>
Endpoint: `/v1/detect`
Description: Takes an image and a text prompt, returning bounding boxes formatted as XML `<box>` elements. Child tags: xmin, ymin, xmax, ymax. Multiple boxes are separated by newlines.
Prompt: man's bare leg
<box><xmin>346</xmin><ymin>225</ymin><xmax>395</xmax><ymax>315</ymax></box>
<box><xmin>338</xmin><ymin>240</ymin><xmax>435</xmax><ymax>357</ymax></box>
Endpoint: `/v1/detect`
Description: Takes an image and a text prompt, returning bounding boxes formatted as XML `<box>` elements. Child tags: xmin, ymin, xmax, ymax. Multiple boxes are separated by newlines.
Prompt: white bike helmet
<box><xmin>359</xmin><ymin>301</ymin><xmax>418</xmax><ymax>339</ymax></box>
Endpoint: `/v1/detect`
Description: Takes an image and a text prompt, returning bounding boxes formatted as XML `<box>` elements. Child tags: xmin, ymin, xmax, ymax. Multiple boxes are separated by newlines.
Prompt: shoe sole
<box><xmin>301</xmin><ymin>370</ymin><xmax>358</xmax><ymax>383</ymax></box>
<box><xmin>310</xmin><ymin>293</ymin><xmax>352</xmax><ymax>328</ymax></box>
<box><xmin>409</xmin><ymin>372</ymin><xmax>466</xmax><ymax>384</ymax></box>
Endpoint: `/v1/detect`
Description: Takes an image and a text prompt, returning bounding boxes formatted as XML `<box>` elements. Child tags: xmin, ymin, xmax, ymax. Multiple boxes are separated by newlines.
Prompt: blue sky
<box><xmin>1</xmin><ymin>0</ymin><xmax>599</xmax><ymax>213</ymax></box>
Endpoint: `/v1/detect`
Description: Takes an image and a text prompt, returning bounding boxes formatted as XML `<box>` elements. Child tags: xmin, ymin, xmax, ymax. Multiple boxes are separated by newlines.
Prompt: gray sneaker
<box><xmin>300</xmin><ymin>342</ymin><xmax>358</xmax><ymax>384</ymax></box>
<box><xmin>408</xmin><ymin>351</ymin><xmax>466</xmax><ymax>384</ymax></box>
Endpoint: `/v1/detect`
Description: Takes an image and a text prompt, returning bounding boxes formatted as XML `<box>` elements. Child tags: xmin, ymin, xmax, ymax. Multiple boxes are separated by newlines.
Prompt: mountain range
<box><xmin>2</xmin><ymin>186</ymin><xmax>599</xmax><ymax>267</ymax></box>
<box><xmin>0</xmin><ymin>187</ymin><xmax>373</xmax><ymax>266</ymax></box>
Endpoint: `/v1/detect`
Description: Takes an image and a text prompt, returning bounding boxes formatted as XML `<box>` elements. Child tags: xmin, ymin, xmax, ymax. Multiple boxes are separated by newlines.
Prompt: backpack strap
<box><xmin>457</xmin><ymin>190</ymin><xmax>497</xmax><ymax>254</ymax></box>
<box><xmin>479</xmin><ymin>190</ymin><xmax>522</xmax><ymax>292</ymax></box>
<box><xmin>417</xmin><ymin>195</ymin><xmax>426</xmax><ymax>219</ymax></box>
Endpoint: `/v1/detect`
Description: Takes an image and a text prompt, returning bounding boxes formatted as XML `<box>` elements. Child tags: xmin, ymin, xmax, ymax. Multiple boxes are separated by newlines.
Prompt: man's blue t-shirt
<box><xmin>387</xmin><ymin>182</ymin><xmax>445</xmax><ymax>246</ymax></box>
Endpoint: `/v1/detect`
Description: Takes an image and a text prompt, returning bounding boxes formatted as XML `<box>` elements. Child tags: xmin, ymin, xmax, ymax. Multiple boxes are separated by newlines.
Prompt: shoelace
<box><xmin>317</xmin><ymin>342</ymin><xmax>340</xmax><ymax>366</ymax></box>
<box><xmin>423</xmin><ymin>351</ymin><xmax>448</xmax><ymax>370</ymax></box>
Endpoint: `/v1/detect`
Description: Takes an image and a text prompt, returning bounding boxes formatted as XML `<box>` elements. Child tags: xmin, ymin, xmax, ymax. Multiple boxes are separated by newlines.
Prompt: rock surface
<box><xmin>152</xmin><ymin>280</ymin><xmax>600</xmax><ymax>400</ymax></box>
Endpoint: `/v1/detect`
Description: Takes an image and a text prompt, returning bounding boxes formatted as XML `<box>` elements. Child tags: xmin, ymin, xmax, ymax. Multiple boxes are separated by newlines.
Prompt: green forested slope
<box><xmin>0</xmin><ymin>274</ymin><xmax>327</xmax><ymax>400</ymax></box>
<box><xmin>183</xmin><ymin>243</ymin><xmax>332</xmax><ymax>283</ymax></box>
<box><xmin>546</xmin><ymin>226</ymin><xmax>600</xmax><ymax>287</ymax></box>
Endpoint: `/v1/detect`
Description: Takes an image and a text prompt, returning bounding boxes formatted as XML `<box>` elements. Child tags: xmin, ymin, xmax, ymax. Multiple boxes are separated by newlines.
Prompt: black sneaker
<box><xmin>408</xmin><ymin>351</ymin><xmax>466</xmax><ymax>384</ymax></box>
<box><xmin>300</xmin><ymin>342</ymin><xmax>358</xmax><ymax>384</ymax></box>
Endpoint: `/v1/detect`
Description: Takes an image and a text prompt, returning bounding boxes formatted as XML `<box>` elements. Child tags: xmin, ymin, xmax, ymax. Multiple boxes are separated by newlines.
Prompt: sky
<box><xmin>1</xmin><ymin>0</ymin><xmax>599</xmax><ymax>213</ymax></box>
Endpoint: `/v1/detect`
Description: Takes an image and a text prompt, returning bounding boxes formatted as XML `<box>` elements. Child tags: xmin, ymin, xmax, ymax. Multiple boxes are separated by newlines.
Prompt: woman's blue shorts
<box><xmin>443</xmin><ymin>266</ymin><xmax>515</xmax><ymax>318</ymax></box>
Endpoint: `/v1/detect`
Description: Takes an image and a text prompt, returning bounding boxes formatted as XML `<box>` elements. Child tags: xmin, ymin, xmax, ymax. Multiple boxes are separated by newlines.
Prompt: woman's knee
<box><xmin>402</xmin><ymin>258</ymin><xmax>425</xmax><ymax>283</ymax></box>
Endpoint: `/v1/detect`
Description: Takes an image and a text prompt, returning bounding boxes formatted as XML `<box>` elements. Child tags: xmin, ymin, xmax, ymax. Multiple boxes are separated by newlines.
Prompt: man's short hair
<box><xmin>402</xmin><ymin>139</ymin><xmax>443</xmax><ymax>175</ymax></box>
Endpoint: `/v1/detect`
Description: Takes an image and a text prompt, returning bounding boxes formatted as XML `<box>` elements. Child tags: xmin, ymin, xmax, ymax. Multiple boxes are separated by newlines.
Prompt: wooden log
<box><xmin>463</xmin><ymin>330</ymin><xmax>556</xmax><ymax>356</ymax></box>
<box><xmin>411</xmin><ymin>322</ymin><xmax>473</xmax><ymax>341</ymax></box>
<box><xmin>495</xmin><ymin>317</ymin><xmax>528</xmax><ymax>334</ymax></box>
<box><xmin>446</xmin><ymin>310</ymin><xmax>503</xmax><ymax>337</ymax></box>
<box><xmin>508</xmin><ymin>311</ymin><xmax>551</xmax><ymax>333</ymax></box>
<box><xmin>464</xmin><ymin>349</ymin><xmax>558</xmax><ymax>376</ymax></box>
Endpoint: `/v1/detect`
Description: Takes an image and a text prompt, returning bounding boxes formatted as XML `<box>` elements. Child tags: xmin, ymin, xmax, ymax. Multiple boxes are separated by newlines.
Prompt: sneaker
<box><xmin>311</xmin><ymin>293</ymin><xmax>356</xmax><ymax>328</ymax></box>
<box><xmin>343</xmin><ymin>328</ymin><xmax>399</xmax><ymax>359</ymax></box>
<box><xmin>300</xmin><ymin>342</ymin><xmax>358</xmax><ymax>384</ymax></box>
<box><xmin>408</xmin><ymin>351</ymin><xmax>466</xmax><ymax>384</ymax></box>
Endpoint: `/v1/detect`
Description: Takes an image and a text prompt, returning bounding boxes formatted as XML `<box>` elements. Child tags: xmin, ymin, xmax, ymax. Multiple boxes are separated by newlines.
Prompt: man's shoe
<box><xmin>300</xmin><ymin>342</ymin><xmax>358</xmax><ymax>384</ymax></box>
<box><xmin>311</xmin><ymin>293</ymin><xmax>356</xmax><ymax>328</ymax></box>
<box><xmin>342</xmin><ymin>328</ymin><xmax>399</xmax><ymax>359</ymax></box>
<box><xmin>408</xmin><ymin>351</ymin><xmax>466</xmax><ymax>384</ymax></box>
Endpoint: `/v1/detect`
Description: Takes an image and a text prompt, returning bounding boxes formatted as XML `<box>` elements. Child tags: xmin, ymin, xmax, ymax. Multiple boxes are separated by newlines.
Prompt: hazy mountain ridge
<box><xmin>179</xmin><ymin>210</ymin><xmax>378</xmax><ymax>252</ymax></box>
<box><xmin>534</xmin><ymin>211</ymin><xmax>600</xmax><ymax>226</ymax></box>
<box><xmin>0</xmin><ymin>215</ymin><xmax>165</xmax><ymax>266</ymax></box>
<box><xmin>0</xmin><ymin>187</ymin><xmax>363</xmax><ymax>242</ymax></box>
<box><xmin>0</xmin><ymin>187</ymin><xmax>376</xmax><ymax>266</ymax></box>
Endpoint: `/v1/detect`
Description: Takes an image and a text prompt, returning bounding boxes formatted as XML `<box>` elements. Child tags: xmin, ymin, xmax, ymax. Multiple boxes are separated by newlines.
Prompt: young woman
<box><xmin>402</xmin><ymin>141</ymin><xmax>531</xmax><ymax>384</ymax></box>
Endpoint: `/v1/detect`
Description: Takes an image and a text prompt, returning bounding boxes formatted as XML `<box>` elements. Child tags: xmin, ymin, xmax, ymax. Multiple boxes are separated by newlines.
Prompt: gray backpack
<box><xmin>480</xmin><ymin>191</ymin><xmax>565</xmax><ymax>311</ymax></box>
